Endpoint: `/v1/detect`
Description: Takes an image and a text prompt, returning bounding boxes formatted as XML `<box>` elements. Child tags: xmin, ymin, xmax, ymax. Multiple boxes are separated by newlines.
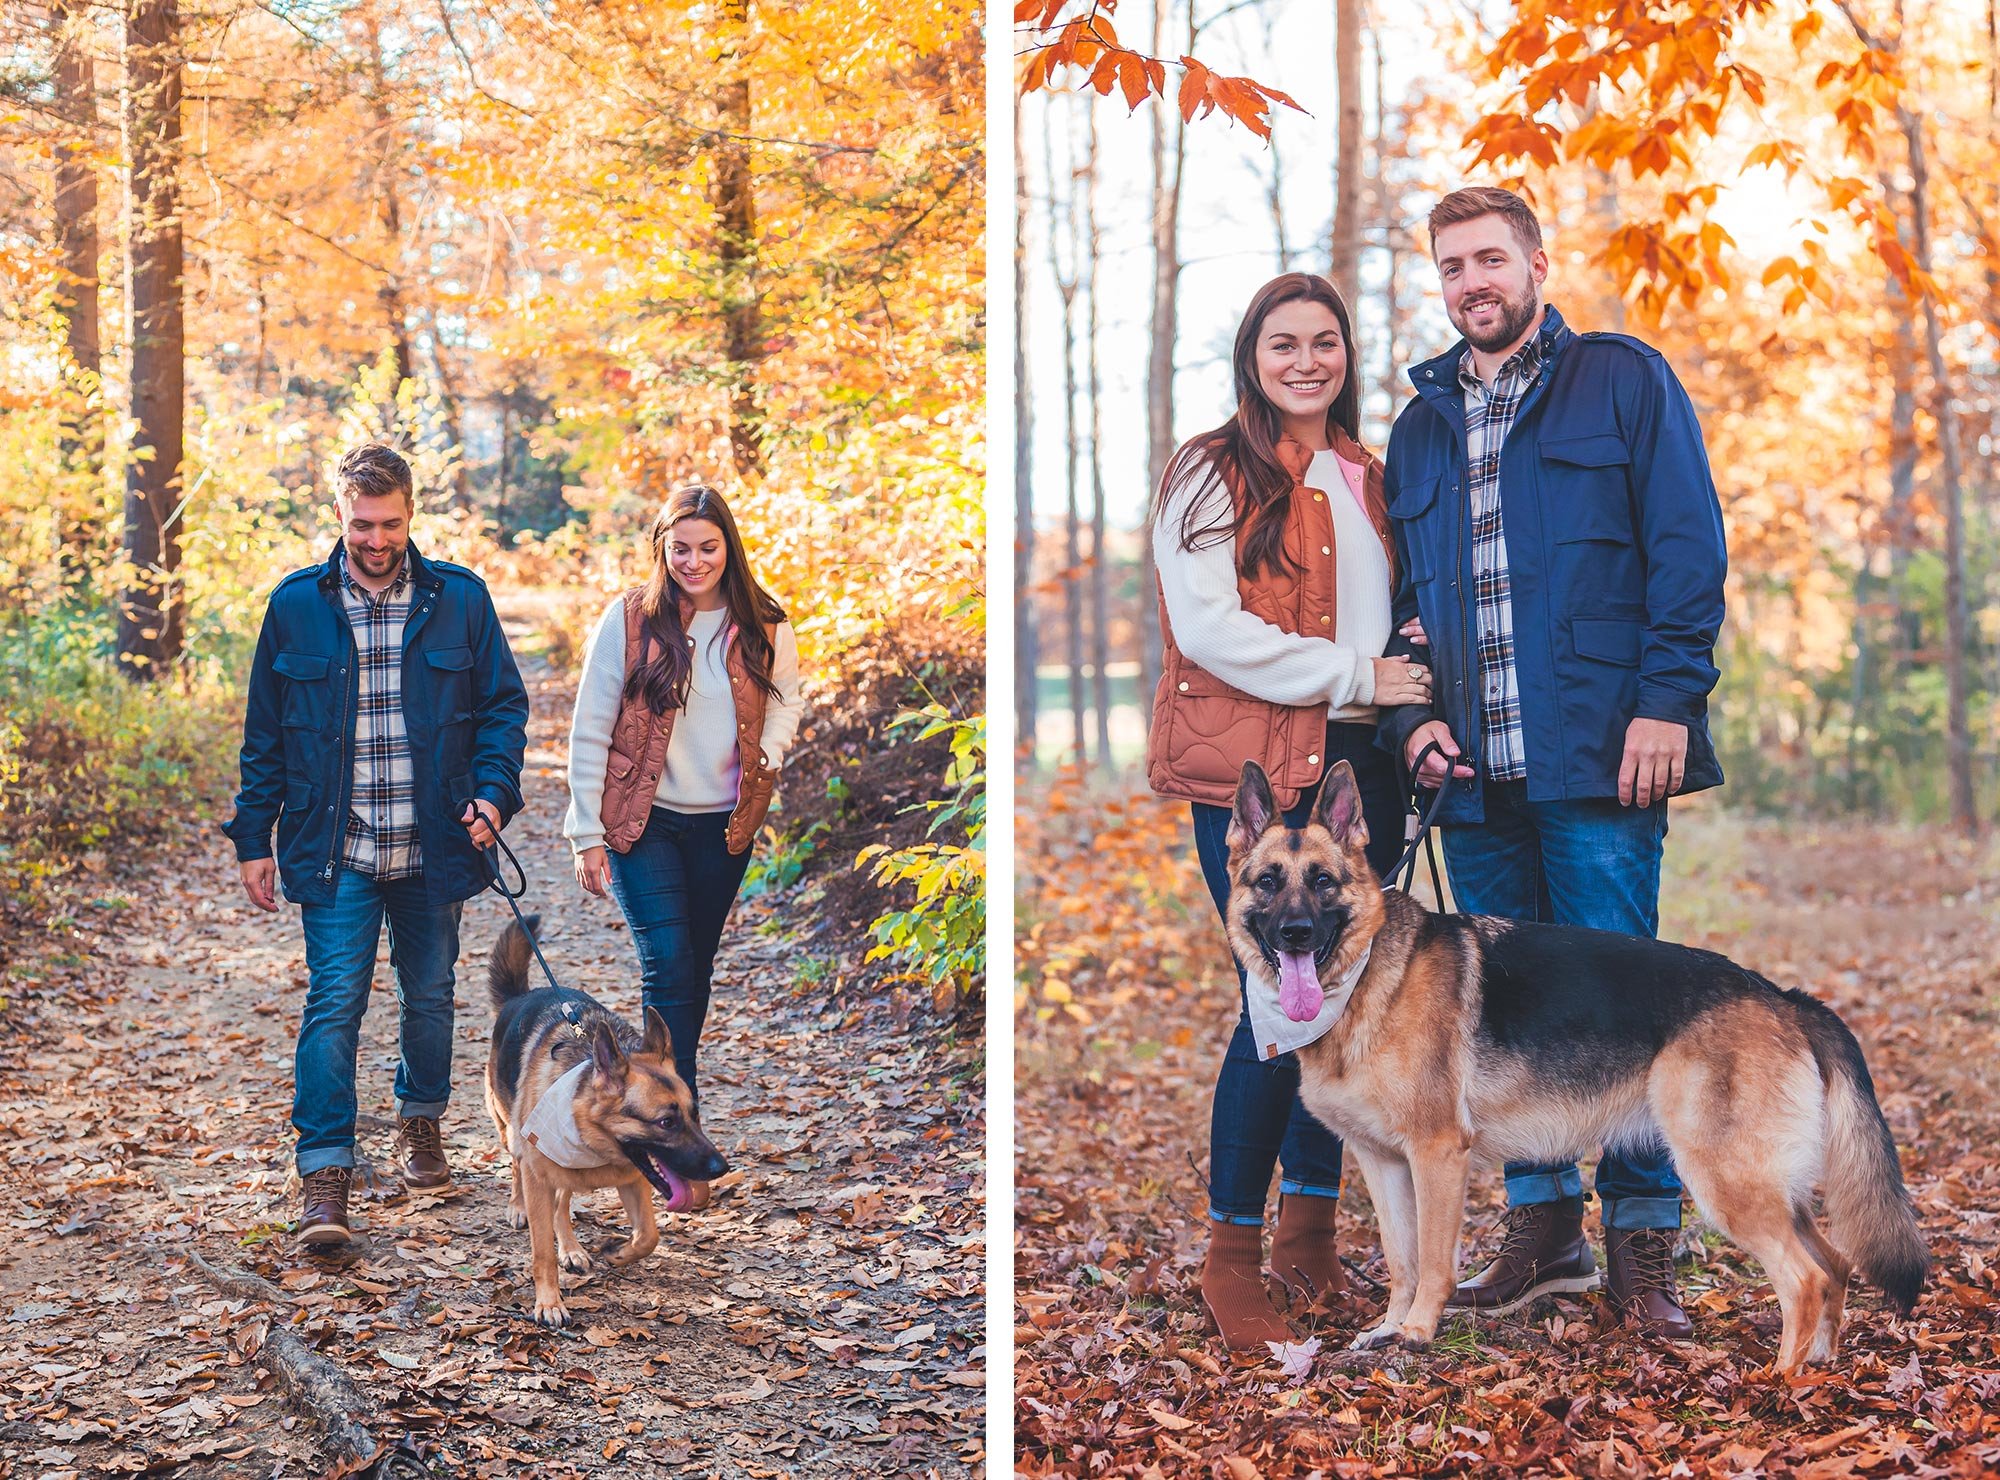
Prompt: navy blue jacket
<box><xmin>1376</xmin><ymin>307</ymin><xmax>1726</xmax><ymax>824</ymax></box>
<box><xmin>224</xmin><ymin>544</ymin><xmax>530</xmax><ymax>906</ymax></box>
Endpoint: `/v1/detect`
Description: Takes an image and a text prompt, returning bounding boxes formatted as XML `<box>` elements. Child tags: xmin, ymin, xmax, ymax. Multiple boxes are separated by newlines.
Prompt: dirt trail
<box><xmin>0</xmin><ymin>640</ymin><xmax>986</xmax><ymax>1478</ymax></box>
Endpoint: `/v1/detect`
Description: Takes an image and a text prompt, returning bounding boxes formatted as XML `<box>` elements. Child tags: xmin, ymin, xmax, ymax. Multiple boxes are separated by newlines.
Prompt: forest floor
<box><xmin>0</xmin><ymin>626</ymin><xmax>987</xmax><ymax>1479</ymax></box>
<box><xmin>1016</xmin><ymin>789</ymin><xmax>2000</xmax><ymax>1478</ymax></box>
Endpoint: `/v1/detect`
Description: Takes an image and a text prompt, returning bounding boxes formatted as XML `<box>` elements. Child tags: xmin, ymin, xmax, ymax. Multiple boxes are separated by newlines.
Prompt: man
<box><xmin>1377</xmin><ymin>187</ymin><xmax>1728</xmax><ymax>1337</ymax></box>
<box><xmin>226</xmin><ymin>443</ymin><xmax>529</xmax><ymax>1247</ymax></box>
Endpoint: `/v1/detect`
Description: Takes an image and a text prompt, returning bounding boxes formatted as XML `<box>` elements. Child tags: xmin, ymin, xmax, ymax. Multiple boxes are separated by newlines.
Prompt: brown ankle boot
<box><xmin>1604</xmin><ymin>1221</ymin><xmax>1693</xmax><ymax>1338</ymax></box>
<box><xmin>1446</xmin><ymin>1198</ymin><xmax>1599</xmax><ymax>1315</ymax></box>
<box><xmin>394</xmin><ymin>1116</ymin><xmax>451</xmax><ymax>1189</ymax></box>
<box><xmin>1201</xmin><ymin>1220</ymin><xmax>1292</xmax><ymax>1350</ymax></box>
<box><xmin>1268</xmin><ymin>1194</ymin><xmax>1346</xmax><ymax>1305</ymax></box>
<box><xmin>297</xmin><ymin>1166</ymin><xmax>353</xmax><ymax>1248</ymax></box>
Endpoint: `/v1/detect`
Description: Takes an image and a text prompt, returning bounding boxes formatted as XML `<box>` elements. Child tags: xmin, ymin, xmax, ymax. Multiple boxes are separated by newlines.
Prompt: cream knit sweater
<box><xmin>564</xmin><ymin>599</ymin><xmax>806</xmax><ymax>853</ymax></box>
<box><xmin>1152</xmin><ymin>447</ymin><xmax>1391</xmax><ymax>721</ymax></box>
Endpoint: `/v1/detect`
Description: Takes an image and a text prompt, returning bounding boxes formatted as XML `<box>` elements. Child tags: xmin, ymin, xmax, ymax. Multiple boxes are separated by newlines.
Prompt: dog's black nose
<box><xmin>703</xmin><ymin>1151</ymin><xmax>729</xmax><ymax>1180</ymax></box>
<box><xmin>1278</xmin><ymin>919</ymin><xmax>1314</xmax><ymax>949</ymax></box>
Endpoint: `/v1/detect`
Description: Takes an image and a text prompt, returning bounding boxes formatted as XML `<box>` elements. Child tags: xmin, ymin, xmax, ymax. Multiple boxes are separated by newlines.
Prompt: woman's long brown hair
<box><xmin>625</xmin><ymin>484</ymin><xmax>788</xmax><ymax>715</ymax></box>
<box><xmin>1153</xmin><ymin>273</ymin><xmax>1362</xmax><ymax>576</ymax></box>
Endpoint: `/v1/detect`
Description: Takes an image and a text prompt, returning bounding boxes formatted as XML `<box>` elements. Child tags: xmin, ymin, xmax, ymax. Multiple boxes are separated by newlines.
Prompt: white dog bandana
<box><xmin>1246</xmin><ymin>942</ymin><xmax>1372</xmax><ymax>1061</ymax></box>
<box><xmin>516</xmin><ymin>1061</ymin><xmax>617</xmax><ymax>1170</ymax></box>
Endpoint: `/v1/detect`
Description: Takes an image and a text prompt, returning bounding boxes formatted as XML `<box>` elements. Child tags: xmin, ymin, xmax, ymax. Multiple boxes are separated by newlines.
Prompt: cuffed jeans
<box><xmin>294</xmin><ymin>866</ymin><xmax>462</xmax><ymax>1174</ymax></box>
<box><xmin>1440</xmin><ymin>778</ymin><xmax>1683</xmax><ymax>1230</ymax></box>
<box><xmin>604</xmin><ymin>806</ymin><xmax>752</xmax><ymax>1115</ymax></box>
<box><xmin>1193</xmin><ymin>722</ymin><xmax>1409</xmax><ymax>1224</ymax></box>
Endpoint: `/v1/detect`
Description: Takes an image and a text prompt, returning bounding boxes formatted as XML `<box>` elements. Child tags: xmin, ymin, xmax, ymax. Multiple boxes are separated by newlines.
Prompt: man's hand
<box><xmin>462</xmin><ymin>798</ymin><xmax>502</xmax><ymax>849</ymax></box>
<box><xmin>1403</xmin><ymin>720</ymin><xmax>1476</xmax><ymax>788</ymax></box>
<box><xmin>1619</xmin><ymin>717</ymin><xmax>1688</xmax><ymax>807</ymax></box>
<box><xmin>240</xmin><ymin>858</ymin><xmax>279</xmax><ymax>912</ymax></box>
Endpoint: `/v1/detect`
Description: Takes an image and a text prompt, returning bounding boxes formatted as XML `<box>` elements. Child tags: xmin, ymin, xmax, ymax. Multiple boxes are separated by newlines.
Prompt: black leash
<box><xmin>473</xmin><ymin>824</ymin><xmax>587</xmax><ymax>1041</ymax></box>
<box><xmin>1386</xmin><ymin>740</ymin><xmax>1467</xmax><ymax>899</ymax></box>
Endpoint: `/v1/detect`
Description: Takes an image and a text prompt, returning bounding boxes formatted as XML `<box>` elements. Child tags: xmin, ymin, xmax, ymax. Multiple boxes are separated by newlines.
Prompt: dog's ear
<box><xmin>1227</xmin><ymin>761</ymin><xmax>1280</xmax><ymax>855</ymax></box>
<box><xmin>588</xmin><ymin>1020</ymin><xmax>626</xmax><ymax>1079</ymax></box>
<box><xmin>641</xmin><ymin>1007</ymin><xmax>676</xmax><ymax>1062</ymax></box>
<box><xmin>1313</xmin><ymin>760</ymin><xmax>1369</xmax><ymax>849</ymax></box>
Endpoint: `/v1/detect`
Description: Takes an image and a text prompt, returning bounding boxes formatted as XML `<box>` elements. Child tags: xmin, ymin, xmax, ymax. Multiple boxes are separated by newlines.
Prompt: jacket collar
<box><xmin>1409</xmin><ymin>302</ymin><xmax>1572</xmax><ymax>401</ymax></box>
<box><xmin>316</xmin><ymin>540</ymin><xmax>440</xmax><ymax>594</ymax></box>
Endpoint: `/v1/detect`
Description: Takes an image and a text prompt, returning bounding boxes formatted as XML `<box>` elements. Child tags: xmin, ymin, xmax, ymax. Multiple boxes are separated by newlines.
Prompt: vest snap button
<box><xmin>1321</xmin><ymin>545</ymin><xmax>1331</xmax><ymax>556</ymax></box>
<box><xmin>1308</xmin><ymin>754</ymin><xmax>1320</xmax><ymax>765</ymax></box>
<box><xmin>1313</xmin><ymin>492</ymin><xmax>1323</xmax><ymax>501</ymax></box>
<box><xmin>1177</xmin><ymin>681</ymin><xmax>1189</xmax><ymax>692</ymax></box>
<box><xmin>1320</xmin><ymin>615</ymin><xmax>1330</xmax><ymax>625</ymax></box>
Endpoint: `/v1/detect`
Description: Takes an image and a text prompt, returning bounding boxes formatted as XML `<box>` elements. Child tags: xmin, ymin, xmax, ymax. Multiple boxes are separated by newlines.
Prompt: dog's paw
<box><xmin>532</xmin><ymin>1294</ymin><xmax>571</xmax><ymax>1328</ymax></box>
<box><xmin>558</xmin><ymin>1247</ymin><xmax>594</xmax><ymax>1274</ymax></box>
<box><xmin>604</xmin><ymin>1238</ymin><xmax>656</xmax><ymax>1269</ymax></box>
<box><xmin>1349</xmin><ymin>1323</ymin><xmax>1401</xmax><ymax>1351</ymax></box>
<box><xmin>506</xmin><ymin>1203</ymin><xmax>528</xmax><ymax>1230</ymax></box>
<box><xmin>1396</xmin><ymin>1325</ymin><xmax>1436</xmax><ymax>1350</ymax></box>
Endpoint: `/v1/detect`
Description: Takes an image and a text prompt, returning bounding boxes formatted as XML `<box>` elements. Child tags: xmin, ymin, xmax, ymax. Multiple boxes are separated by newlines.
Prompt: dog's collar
<box><xmin>555</xmin><ymin>998</ymin><xmax>587</xmax><ymax>1046</ymax></box>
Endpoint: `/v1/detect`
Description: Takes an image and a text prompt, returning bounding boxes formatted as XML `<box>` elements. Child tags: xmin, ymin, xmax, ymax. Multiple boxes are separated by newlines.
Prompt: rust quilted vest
<box><xmin>599</xmin><ymin>588</ymin><xmax>776</xmax><ymax>857</ymax></box>
<box><xmin>1148</xmin><ymin>427</ymin><xmax>1392</xmax><ymax>810</ymax></box>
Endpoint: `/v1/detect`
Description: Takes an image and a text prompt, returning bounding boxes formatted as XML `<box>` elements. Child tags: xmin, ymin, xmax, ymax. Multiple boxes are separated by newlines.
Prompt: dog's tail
<box><xmin>1793</xmin><ymin>990</ymin><xmax>1927</xmax><ymax>1311</ymax></box>
<box><xmin>488</xmin><ymin>914</ymin><xmax>541</xmax><ymax>1011</ymax></box>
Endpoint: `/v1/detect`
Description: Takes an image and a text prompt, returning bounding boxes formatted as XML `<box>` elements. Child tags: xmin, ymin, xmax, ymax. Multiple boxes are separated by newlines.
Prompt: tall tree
<box><xmin>715</xmin><ymin>0</ymin><xmax>764</xmax><ymax>478</ymax></box>
<box><xmin>1083</xmin><ymin>109</ymin><xmax>1111</xmax><ymax>769</ymax></box>
<box><xmin>1047</xmin><ymin>103</ymin><xmax>1085</xmax><ymax>768</ymax></box>
<box><xmin>1015</xmin><ymin>92</ymin><xmax>1040</xmax><ymax>768</ymax></box>
<box><xmin>51</xmin><ymin>0</ymin><xmax>101</xmax><ymax>484</ymax></box>
<box><xmin>118</xmin><ymin>0</ymin><xmax>184</xmax><ymax>679</ymax></box>
<box><xmin>1329</xmin><ymin>0</ymin><xmax>1363</xmax><ymax>315</ymax></box>
<box><xmin>1140</xmin><ymin>0</ymin><xmax>1186</xmax><ymax>718</ymax></box>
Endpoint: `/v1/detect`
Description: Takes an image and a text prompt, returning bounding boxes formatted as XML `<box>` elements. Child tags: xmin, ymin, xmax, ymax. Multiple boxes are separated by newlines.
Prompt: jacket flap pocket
<box><xmin>1572</xmin><ymin>617</ymin><xmax>1642</xmax><ymax>667</ymax></box>
<box><xmin>606</xmin><ymin>751</ymin><xmax>637</xmax><ymax>781</ymax></box>
<box><xmin>426</xmin><ymin>645</ymin><xmax>474</xmax><ymax>671</ymax></box>
<box><xmin>274</xmin><ymin>651</ymin><xmax>330</xmax><ymax>681</ymax></box>
<box><xmin>1543</xmin><ymin>433</ymin><xmax>1630</xmax><ymax>469</ymax></box>
<box><xmin>1387</xmin><ymin>474</ymin><xmax>1440</xmax><ymax>521</ymax></box>
<box><xmin>285</xmin><ymin>778</ymin><xmax>314</xmax><ymax>809</ymax></box>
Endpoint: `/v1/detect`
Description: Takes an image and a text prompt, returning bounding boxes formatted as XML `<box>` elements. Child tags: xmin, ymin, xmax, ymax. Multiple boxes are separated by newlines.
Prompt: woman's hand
<box><xmin>575</xmin><ymin>845</ymin><xmax>612</xmax><ymax>898</ymax></box>
<box><xmin>1398</xmin><ymin>617</ymin><xmax>1429</xmax><ymax>647</ymax></box>
<box><xmin>1372</xmin><ymin>654</ymin><xmax>1433</xmax><ymax>707</ymax></box>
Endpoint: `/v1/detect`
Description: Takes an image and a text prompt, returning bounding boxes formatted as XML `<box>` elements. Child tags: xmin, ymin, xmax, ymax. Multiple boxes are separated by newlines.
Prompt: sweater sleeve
<box><xmin>757</xmin><ymin>623</ymin><xmax>807</xmax><ymax>768</ymax></box>
<box><xmin>562</xmin><ymin>598</ymin><xmax>628</xmax><ymax>855</ymax></box>
<box><xmin>1152</xmin><ymin>465</ymin><xmax>1377</xmax><ymax>708</ymax></box>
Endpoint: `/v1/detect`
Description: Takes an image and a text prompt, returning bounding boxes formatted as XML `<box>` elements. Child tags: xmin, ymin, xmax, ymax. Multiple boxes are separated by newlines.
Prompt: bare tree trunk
<box><xmin>1083</xmin><ymin>112</ymin><xmax>1112</xmax><ymax>769</ymax></box>
<box><xmin>714</xmin><ymin>0</ymin><xmax>763</xmax><ymax>478</ymax></box>
<box><xmin>118</xmin><ymin>0</ymin><xmax>184</xmax><ymax>679</ymax></box>
<box><xmin>1330</xmin><ymin>0</ymin><xmax>1363</xmax><ymax>315</ymax></box>
<box><xmin>52</xmin><ymin>0</ymin><xmax>101</xmax><ymax>481</ymax></box>
<box><xmin>1139</xmin><ymin>0</ymin><xmax>1185</xmax><ymax>716</ymax></box>
<box><xmin>362</xmin><ymin>14</ymin><xmax>412</xmax><ymax>393</ymax></box>
<box><xmin>430</xmin><ymin>327</ymin><xmax>471</xmax><ymax>509</ymax></box>
<box><xmin>1903</xmin><ymin>116</ymin><xmax>1977</xmax><ymax>832</ymax></box>
<box><xmin>1014</xmin><ymin>93</ymin><xmax>1040</xmax><ymax>770</ymax></box>
<box><xmin>497</xmin><ymin>397</ymin><xmax>514</xmax><ymax>522</ymax></box>
<box><xmin>1047</xmin><ymin>107</ymin><xmax>1085</xmax><ymax>768</ymax></box>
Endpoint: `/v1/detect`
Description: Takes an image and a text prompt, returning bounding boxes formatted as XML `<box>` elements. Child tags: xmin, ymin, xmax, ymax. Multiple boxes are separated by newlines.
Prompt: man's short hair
<box><xmin>334</xmin><ymin>443</ymin><xmax>414</xmax><ymax>505</ymax></box>
<box><xmin>1428</xmin><ymin>186</ymin><xmax>1544</xmax><ymax>258</ymax></box>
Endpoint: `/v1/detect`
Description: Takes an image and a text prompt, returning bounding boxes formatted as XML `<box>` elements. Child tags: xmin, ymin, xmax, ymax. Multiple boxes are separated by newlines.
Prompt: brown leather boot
<box><xmin>297</xmin><ymin>1166</ymin><xmax>353</xmax><ymax>1248</ymax></box>
<box><xmin>1268</xmin><ymin>1194</ymin><xmax>1346</xmax><ymax>1305</ymax></box>
<box><xmin>1201</xmin><ymin>1220</ymin><xmax>1292</xmax><ymax>1350</ymax></box>
<box><xmin>1604</xmin><ymin>1221</ymin><xmax>1694</xmax><ymax>1338</ymax></box>
<box><xmin>394</xmin><ymin>1116</ymin><xmax>451</xmax><ymax>1189</ymax></box>
<box><xmin>1446</xmin><ymin>1198</ymin><xmax>1599</xmax><ymax>1315</ymax></box>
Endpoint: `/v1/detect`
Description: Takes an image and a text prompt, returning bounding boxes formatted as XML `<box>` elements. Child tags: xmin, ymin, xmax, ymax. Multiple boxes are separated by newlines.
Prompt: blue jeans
<box><xmin>294</xmin><ymin>867</ymin><xmax>462</xmax><ymax>1174</ymax></box>
<box><xmin>604</xmin><ymin>806</ymin><xmax>752</xmax><ymax>1114</ymax></box>
<box><xmin>1194</xmin><ymin>723</ymin><xmax>1409</xmax><ymax>1224</ymax></box>
<box><xmin>1440</xmin><ymin>779</ymin><xmax>1682</xmax><ymax>1230</ymax></box>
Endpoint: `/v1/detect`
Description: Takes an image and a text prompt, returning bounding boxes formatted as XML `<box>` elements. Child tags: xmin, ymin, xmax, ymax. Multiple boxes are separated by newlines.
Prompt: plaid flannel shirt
<box><xmin>1457</xmin><ymin>334</ymin><xmax>1546</xmax><ymax>783</ymax></box>
<box><xmin>337</xmin><ymin>548</ymin><xmax>422</xmax><ymax>879</ymax></box>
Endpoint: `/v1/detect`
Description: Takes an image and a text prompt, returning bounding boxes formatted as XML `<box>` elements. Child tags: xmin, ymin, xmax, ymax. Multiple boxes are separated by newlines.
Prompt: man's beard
<box><xmin>1451</xmin><ymin>282</ymin><xmax>1540</xmax><ymax>353</ymax></box>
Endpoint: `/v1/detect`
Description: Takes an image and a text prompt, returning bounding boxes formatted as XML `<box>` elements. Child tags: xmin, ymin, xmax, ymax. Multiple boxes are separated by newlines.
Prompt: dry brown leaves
<box><xmin>1016</xmin><ymin>780</ymin><xmax>2000</xmax><ymax>1478</ymax></box>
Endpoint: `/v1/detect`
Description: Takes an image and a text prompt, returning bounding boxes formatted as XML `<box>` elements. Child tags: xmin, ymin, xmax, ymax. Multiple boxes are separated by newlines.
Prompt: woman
<box><xmin>564</xmin><ymin>485</ymin><xmax>806</xmax><ymax>1207</ymax></box>
<box><xmin>1148</xmin><ymin>273</ymin><xmax>1429</xmax><ymax>1347</ymax></box>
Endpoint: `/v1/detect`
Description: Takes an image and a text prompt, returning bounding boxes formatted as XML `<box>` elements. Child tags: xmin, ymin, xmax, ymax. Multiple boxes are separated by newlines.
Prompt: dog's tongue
<box><xmin>653</xmin><ymin>1157</ymin><xmax>692</xmax><ymax>1213</ymax></box>
<box><xmin>1278</xmin><ymin>951</ymin><xmax>1324</xmax><ymax>1022</ymax></box>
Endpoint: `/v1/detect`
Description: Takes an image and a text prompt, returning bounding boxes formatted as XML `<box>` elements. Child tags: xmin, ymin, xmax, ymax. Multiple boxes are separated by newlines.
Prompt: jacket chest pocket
<box><xmin>275</xmin><ymin>651</ymin><xmax>334</xmax><ymax>731</ymax></box>
<box><xmin>1388</xmin><ymin>474</ymin><xmax>1445</xmax><ymax>583</ymax></box>
<box><xmin>424</xmin><ymin>645</ymin><xmax>475</xmax><ymax>724</ymax></box>
<box><xmin>1541</xmin><ymin>433</ymin><xmax>1635</xmax><ymax>545</ymax></box>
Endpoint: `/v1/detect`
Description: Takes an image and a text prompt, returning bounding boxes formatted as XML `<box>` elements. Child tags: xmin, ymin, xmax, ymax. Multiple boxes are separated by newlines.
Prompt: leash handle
<box><xmin>1389</xmin><ymin>740</ymin><xmax>1463</xmax><ymax>898</ymax></box>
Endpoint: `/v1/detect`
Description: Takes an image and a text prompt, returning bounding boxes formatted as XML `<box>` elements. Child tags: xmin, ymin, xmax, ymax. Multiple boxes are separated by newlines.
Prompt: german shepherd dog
<box><xmin>1225</xmin><ymin>760</ymin><xmax>1927</xmax><ymax>1371</ymax></box>
<box><xmin>484</xmin><ymin>916</ymin><xmax>728</xmax><ymax>1328</ymax></box>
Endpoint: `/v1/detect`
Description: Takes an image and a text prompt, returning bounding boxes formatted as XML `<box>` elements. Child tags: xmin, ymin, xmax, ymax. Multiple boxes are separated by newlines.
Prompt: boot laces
<box><xmin>303</xmin><ymin>1165</ymin><xmax>351</xmax><ymax>1201</ymax></box>
<box><xmin>1626</xmin><ymin>1227</ymin><xmax>1680</xmax><ymax>1293</ymax></box>
<box><xmin>399</xmin><ymin>1116</ymin><xmax>442</xmax><ymax>1156</ymax></box>
<box><xmin>1496</xmin><ymin>1202</ymin><xmax>1553</xmax><ymax>1260</ymax></box>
